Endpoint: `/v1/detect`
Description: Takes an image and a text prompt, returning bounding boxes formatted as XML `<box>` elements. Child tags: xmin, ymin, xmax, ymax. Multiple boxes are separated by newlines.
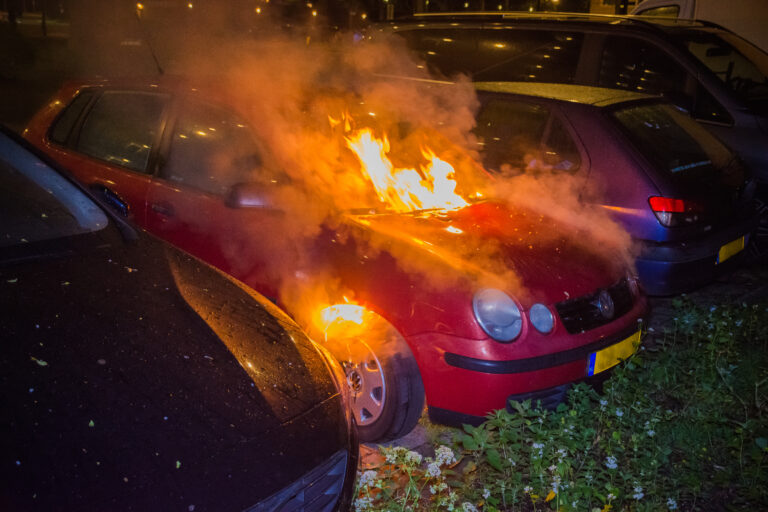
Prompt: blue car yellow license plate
<box><xmin>717</xmin><ymin>236</ymin><xmax>745</xmax><ymax>264</ymax></box>
<box><xmin>587</xmin><ymin>330</ymin><xmax>642</xmax><ymax>376</ymax></box>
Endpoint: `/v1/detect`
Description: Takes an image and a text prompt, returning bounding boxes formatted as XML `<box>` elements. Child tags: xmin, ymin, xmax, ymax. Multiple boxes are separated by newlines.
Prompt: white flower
<box><xmin>557</xmin><ymin>448</ymin><xmax>567</xmax><ymax>458</ymax></box>
<box><xmin>633</xmin><ymin>485</ymin><xmax>644</xmax><ymax>500</ymax></box>
<box><xmin>354</xmin><ymin>496</ymin><xmax>373</xmax><ymax>510</ymax></box>
<box><xmin>605</xmin><ymin>456</ymin><xmax>618</xmax><ymax>470</ymax></box>
<box><xmin>507</xmin><ymin>458</ymin><xmax>516</xmax><ymax>466</ymax></box>
<box><xmin>524</xmin><ymin>486</ymin><xmax>532</xmax><ymax>493</ymax></box>
<box><xmin>405</xmin><ymin>450</ymin><xmax>422</xmax><ymax>465</ymax></box>
<box><xmin>435</xmin><ymin>445</ymin><xmax>456</xmax><ymax>466</ymax></box>
<box><xmin>615</xmin><ymin>408</ymin><xmax>624</xmax><ymax>417</ymax></box>
<box><xmin>430</xmin><ymin>482</ymin><xmax>447</xmax><ymax>494</ymax></box>
<box><xmin>384</xmin><ymin>446</ymin><xmax>405</xmax><ymax>464</ymax></box>
<box><xmin>607</xmin><ymin>493</ymin><xmax>616</xmax><ymax>501</ymax></box>
<box><xmin>426</xmin><ymin>462</ymin><xmax>442</xmax><ymax>478</ymax></box>
<box><xmin>358</xmin><ymin>470</ymin><xmax>377</xmax><ymax>488</ymax></box>
<box><xmin>667</xmin><ymin>498</ymin><xmax>678</xmax><ymax>510</ymax></box>
<box><xmin>462</xmin><ymin>502</ymin><xmax>478</xmax><ymax>512</ymax></box>
<box><xmin>548</xmin><ymin>464</ymin><xmax>557</xmax><ymax>472</ymax></box>
<box><xmin>482</xmin><ymin>489</ymin><xmax>491</xmax><ymax>499</ymax></box>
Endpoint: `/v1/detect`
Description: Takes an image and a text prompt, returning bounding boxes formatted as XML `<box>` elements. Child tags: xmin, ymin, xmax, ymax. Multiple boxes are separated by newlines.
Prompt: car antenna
<box><xmin>134</xmin><ymin>8</ymin><xmax>164</xmax><ymax>75</ymax></box>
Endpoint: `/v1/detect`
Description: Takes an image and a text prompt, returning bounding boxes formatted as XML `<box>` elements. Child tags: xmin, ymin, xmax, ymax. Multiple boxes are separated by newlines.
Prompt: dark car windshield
<box><xmin>610</xmin><ymin>101</ymin><xmax>735</xmax><ymax>178</ymax></box>
<box><xmin>671</xmin><ymin>29</ymin><xmax>768</xmax><ymax>114</ymax></box>
<box><xmin>0</xmin><ymin>131</ymin><xmax>108</xmax><ymax>249</ymax></box>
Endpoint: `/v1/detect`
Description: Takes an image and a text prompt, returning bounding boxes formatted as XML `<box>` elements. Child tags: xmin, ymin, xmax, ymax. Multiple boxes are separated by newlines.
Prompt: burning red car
<box><xmin>24</xmin><ymin>77</ymin><xmax>647</xmax><ymax>441</ymax></box>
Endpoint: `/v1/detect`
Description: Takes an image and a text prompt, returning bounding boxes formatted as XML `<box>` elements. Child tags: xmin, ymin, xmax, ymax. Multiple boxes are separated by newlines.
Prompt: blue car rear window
<box><xmin>610</xmin><ymin>102</ymin><xmax>732</xmax><ymax>177</ymax></box>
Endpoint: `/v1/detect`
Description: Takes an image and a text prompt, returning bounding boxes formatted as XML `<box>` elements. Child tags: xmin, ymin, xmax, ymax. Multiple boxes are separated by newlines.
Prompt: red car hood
<box><xmin>344</xmin><ymin>201</ymin><xmax>626</xmax><ymax>305</ymax></box>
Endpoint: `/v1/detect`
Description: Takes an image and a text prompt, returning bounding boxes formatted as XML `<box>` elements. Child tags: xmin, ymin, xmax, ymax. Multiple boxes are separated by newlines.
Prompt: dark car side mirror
<box><xmin>225</xmin><ymin>182</ymin><xmax>281</xmax><ymax>209</ymax></box>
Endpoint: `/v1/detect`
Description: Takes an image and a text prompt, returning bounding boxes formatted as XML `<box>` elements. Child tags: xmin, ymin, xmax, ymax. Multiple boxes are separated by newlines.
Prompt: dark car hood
<box><xmin>0</xmin><ymin>230</ymin><xmax>348</xmax><ymax>511</ymax></box>
<box><xmin>345</xmin><ymin>201</ymin><xmax>626</xmax><ymax>304</ymax></box>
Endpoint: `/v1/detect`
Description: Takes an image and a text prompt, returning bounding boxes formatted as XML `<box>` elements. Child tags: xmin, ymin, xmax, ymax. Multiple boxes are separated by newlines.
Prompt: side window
<box><xmin>162</xmin><ymin>102</ymin><xmax>262</xmax><ymax>196</ymax></box>
<box><xmin>49</xmin><ymin>90</ymin><xmax>94</xmax><ymax>145</ymax></box>
<box><xmin>636</xmin><ymin>6</ymin><xmax>680</xmax><ymax>17</ymax></box>
<box><xmin>77</xmin><ymin>91</ymin><xmax>168</xmax><ymax>173</ymax></box>
<box><xmin>693</xmin><ymin>83</ymin><xmax>733</xmax><ymax>124</ymax></box>
<box><xmin>473</xmin><ymin>30</ymin><xmax>584</xmax><ymax>83</ymax></box>
<box><xmin>397</xmin><ymin>28</ymin><xmax>584</xmax><ymax>83</ymax></box>
<box><xmin>398</xmin><ymin>28</ymin><xmax>478</xmax><ymax>77</ymax></box>
<box><xmin>600</xmin><ymin>36</ymin><xmax>688</xmax><ymax>97</ymax></box>
<box><xmin>542</xmin><ymin>116</ymin><xmax>581</xmax><ymax>173</ymax></box>
<box><xmin>473</xmin><ymin>98</ymin><xmax>550</xmax><ymax>174</ymax></box>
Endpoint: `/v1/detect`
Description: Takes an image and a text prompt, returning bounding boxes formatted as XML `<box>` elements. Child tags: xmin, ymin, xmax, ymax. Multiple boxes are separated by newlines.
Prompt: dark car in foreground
<box><xmin>23</xmin><ymin>77</ymin><xmax>647</xmax><ymax>441</ymax></box>
<box><xmin>470</xmin><ymin>82</ymin><xmax>758</xmax><ymax>295</ymax></box>
<box><xmin>0</xmin><ymin>126</ymin><xmax>357</xmax><ymax>511</ymax></box>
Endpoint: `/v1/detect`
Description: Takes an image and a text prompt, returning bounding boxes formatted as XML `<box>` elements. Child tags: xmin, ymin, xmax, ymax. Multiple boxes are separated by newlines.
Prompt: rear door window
<box><xmin>161</xmin><ymin>101</ymin><xmax>264</xmax><ymax>196</ymax></box>
<box><xmin>49</xmin><ymin>90</ymin><xmax>94</xmax><ymax>145</ymax></box>
<box><xmin>76</xmin><ymin>91</ymin><xmax>168</xmax><ymax>173</ymax></box>
<box><xmin>542</xmin><ymin>115</ymin><xmax>582</xmax><ymax>173</ymax></box>
<box><xmin>599</xmin><ymin>36</ymin><xmax>688</xmax><ymax>96</ymax></box>
<box><xmin>474</xmin><ymin>98</ymin><xmax>550</xmax><ymax>173</ymax></box>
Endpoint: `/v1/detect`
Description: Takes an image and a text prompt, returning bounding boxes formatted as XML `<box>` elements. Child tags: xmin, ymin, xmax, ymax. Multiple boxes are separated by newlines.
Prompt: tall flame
<box><xmin>345</xmin><ymin>128</ymin><xmax>468</xmax><ymax>213</ymax></box>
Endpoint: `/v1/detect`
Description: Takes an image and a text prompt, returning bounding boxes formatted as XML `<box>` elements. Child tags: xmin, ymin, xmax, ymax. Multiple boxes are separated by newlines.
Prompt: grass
<box><xmin>354</xmin><ymin>298</ymin><xmax>768</xmax><ymax>511</ymax></box>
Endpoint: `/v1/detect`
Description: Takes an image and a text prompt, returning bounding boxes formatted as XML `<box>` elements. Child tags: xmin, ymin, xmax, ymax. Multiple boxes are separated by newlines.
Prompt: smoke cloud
<box><xmin>66</xmin><ymin>8</ymin><xmax>636</xmax><ymax>332</ymax></box>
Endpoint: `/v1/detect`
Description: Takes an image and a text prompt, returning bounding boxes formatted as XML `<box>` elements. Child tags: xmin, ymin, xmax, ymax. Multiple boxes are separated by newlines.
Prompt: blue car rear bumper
<box><xmin>636</xmin><ymin>216</ymin><xmax>758</xmax><ymax>296</ymax></box>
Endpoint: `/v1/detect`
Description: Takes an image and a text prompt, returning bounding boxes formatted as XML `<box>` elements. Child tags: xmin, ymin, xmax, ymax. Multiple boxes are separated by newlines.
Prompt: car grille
<box><xmin>555</xmin><ymin>278</ymin><xmax>634</xmax><ymax>334</ymax></box>
<box><xmin>244</xmin><ymin>450</ymin><xmax>348</xmax><ymax>512</ymax></box>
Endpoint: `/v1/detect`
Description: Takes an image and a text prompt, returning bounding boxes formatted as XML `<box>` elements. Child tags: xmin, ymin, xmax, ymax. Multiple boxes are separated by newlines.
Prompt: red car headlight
<box><xmin>472</xmin><ymin>288</ymin><xmax>523</xmax><ymax>342</ymax></box>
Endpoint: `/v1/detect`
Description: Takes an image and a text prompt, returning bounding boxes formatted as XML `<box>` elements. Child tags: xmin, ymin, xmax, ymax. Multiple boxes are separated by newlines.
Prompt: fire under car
<box><xmin>24</xmin><ymin>77</ymin><xmax>647</xmax><ymax>442</ymax></box>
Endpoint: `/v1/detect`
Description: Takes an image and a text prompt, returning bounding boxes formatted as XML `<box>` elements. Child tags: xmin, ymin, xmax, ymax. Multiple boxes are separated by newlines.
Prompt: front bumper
<box><xmin>407</xmin><ymin>307</ymin><xmax>645</xmax><ymax>420</ymax></box>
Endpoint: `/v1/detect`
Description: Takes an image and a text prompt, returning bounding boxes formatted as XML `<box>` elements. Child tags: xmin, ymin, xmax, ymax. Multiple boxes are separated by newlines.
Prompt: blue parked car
<box><xmin>471</xmin><ymin>82</ymin><xmax>758</xmax><ymax>295</ymax></box>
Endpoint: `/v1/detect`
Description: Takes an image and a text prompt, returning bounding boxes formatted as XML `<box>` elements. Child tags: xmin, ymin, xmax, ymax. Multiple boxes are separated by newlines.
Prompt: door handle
<box><xmin>91</xmin><ymin>184</ymin><xmax>130</xmax><ymax>217</ymax></box>
<box><xmin>151</xmin><ymin>202</ymin><xmax>175</xmax><ymax>217</ymax></box>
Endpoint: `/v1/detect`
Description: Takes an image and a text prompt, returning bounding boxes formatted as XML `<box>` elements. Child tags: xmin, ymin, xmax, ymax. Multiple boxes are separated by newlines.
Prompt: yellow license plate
<box><xmin>587</xmin><ymin>330</ymin><xmax>642</xmax><ymax>376</ymax></box>
<box><xmin>717</xmin><ymin>236</ymin><xmax>745</xmax><ymax>264</ymax></box>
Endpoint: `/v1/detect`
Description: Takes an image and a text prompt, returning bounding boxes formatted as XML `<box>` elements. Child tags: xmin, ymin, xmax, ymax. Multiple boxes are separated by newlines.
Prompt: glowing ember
<box><xmin>344</xmin><ymin>128</ymin><xmax>469</xmax><ymax>213</ymax></box>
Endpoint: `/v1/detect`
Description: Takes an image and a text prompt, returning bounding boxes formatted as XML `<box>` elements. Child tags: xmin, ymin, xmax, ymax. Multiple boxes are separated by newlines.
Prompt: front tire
<box><xmin>321</xmin><ymin>309</ymin><xmax>425</xmax><ymax>443</ymax></box>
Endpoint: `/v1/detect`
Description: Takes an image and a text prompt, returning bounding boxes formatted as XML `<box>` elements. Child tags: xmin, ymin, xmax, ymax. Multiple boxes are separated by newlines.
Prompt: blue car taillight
<box><xmin>648</xmin><ymin>196</ymin><xmax>703</xmax><ymax>227</ymax></box>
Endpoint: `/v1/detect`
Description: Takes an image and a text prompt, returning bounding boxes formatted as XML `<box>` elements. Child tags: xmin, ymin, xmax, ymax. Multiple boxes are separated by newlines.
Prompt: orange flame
<box><xmin>344</xmin><ymin>127</ymin><xmax>469</xmax><ymax>213</ymax></box>
<box><xmin>320</xmin><ymin>303</ymin><xmax>365</xmax><ymax>327</ymax></box>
